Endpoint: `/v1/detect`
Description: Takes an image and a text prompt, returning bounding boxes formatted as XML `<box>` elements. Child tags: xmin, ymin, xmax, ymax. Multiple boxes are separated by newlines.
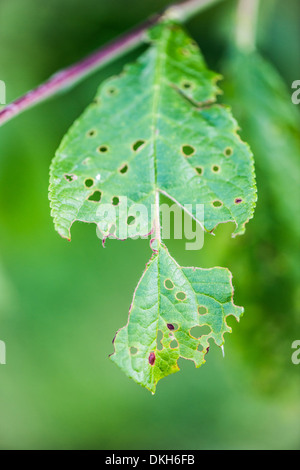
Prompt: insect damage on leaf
<box><xmin>110</xmin><ymin>243</ymin><xmax>243</xmax><ymax>393</ymax></box>
<box><xmin>48</xmin><ymin>20</ymin><xmax>256</xmax><ymax>393</ymax></box>
<box><xmin>49</xmin><ymin>21</ymin><xmax>256</xmax><ymax>241</ymax></box>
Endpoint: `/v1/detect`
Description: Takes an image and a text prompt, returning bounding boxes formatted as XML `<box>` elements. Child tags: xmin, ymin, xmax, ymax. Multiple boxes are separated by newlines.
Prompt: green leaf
<box><xmin>111</xmin><ymin>242</ymin><xmax>243</xmax><ymax>393</ymax></box>
<box><xmin>49</xmin><ymin>21</ymin><xmax>256</xmax><ymax>240</ymax></box>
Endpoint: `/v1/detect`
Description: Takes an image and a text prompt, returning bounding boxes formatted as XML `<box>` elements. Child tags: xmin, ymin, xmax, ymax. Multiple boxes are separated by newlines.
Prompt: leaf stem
<box><xmin>0</xmin><ymin>0</ymin><xmax>224</xmax><ymax>127</ymax></box>
<box><xmin>235</xmin><ymin>0</ymin><xmax>260</xmax><ymax>52</ymax></box>
<box><xmin>155</xmin><ymin>191</ymin><xmax>162</xmax><ymax>244</ymax></box>
<box><xmin>166</xmin><ymin>0</ymin><xmax>224</xmax><ymax>22</ymax></box>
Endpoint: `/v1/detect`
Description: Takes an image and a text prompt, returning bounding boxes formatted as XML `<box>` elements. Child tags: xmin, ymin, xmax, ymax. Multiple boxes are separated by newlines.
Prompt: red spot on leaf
<box><xmin>148</xmin><ymin>352</ymin><xmax>156</xmax><ymax>366</ymax></box>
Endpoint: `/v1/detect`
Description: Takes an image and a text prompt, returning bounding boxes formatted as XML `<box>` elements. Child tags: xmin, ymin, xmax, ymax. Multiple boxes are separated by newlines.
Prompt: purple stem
<box><xmin>0</xmin><ymin>16</ymin><xmax>158</xmax><ymax>127</ymax></box>
<box><xmin>0</xmin><ymin>0</ymin><xmax>222</xmax><ymax>127</ymax></box>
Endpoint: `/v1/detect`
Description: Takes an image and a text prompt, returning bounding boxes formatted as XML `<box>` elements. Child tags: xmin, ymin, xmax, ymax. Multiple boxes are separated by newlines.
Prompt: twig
<box><xmin>235</xmin><ymin>0</ymin><xmax>260</xmax><ymax>52</ymax></box>
<box><xmin>0</xmin><ymin>0</ymin><xmax>224</xmax><ymax>127</ymax></box>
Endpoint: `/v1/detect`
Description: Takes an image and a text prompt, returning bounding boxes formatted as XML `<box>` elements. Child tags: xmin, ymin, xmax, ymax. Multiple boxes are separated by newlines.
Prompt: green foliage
<box><xmin>49</xmin><ymin>22</ymin><xmax>256</xmax><ymax>240</ymax></box>
<box><xmin>222</xmin><ymin>51</ymin><xmax>300</xmax><ymax>391</ymax></box>
<box><xmin>223</xmin><ymin>52</ymin><xmax>300</xmax><ymax>246</ymax></box>
<box><xmin>49</xmin><ymin>21</ymin><xmax>256</xmax><ymax>391</ymax></box>
<box><xmin>111</xmin><ymin>242</ymin><xmax>242</xmax><ymax>393</ymax></box>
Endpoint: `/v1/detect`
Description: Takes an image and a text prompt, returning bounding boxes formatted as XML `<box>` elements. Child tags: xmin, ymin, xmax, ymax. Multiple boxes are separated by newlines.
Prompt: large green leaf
<box><xmin>48</xmin><ymin>21</ymin><xmax>256</xmax><ymax>392</ymax></box>
<box><xmin>111</xmin><ymin>242</ymin><xmax>243</xmax><ymax>393</ymax></box>
<box><xmin>49</xmin><ymin>21</ymin><xmax>256</xmax><ymax>240</ymax></box>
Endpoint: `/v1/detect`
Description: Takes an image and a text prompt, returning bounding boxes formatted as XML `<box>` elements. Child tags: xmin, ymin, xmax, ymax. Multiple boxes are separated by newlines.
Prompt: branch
<box><xmin>0</xmin><ymin>0</ymin><xmax>224</xmax><ymax>127</ymax></box>
<box><xmin>167</xmin><ymin>0</ymin><xmax>223</xmax><ymax>22</ymax></box>
<box><xmin>235</xmin><ymin>0</ymin><xmax>260</xmax><ymax>52</ymax></box>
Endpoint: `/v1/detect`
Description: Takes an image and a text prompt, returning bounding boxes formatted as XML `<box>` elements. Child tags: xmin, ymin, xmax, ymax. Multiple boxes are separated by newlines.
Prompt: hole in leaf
<box><xmin>119</xmin><ymin>164</ymin><xmax>128</xmax><ymax>174</ymax></box>
<box><xmin>164</xmin><ymin>279</ymin><xmax>174</xmax><ymax>290</ymax></box>
<box><xmin>212</xmin><ymin>165</ymin><xmax>220</xmax><ymax>173</ymax></box>
<box><xmin>88</xmin><ymin>190</ymin><xmax>102</xmax><ymax>202</ymax></box>
<box><xmin>132</xmin><ymin>140</ymin><xmax>146</xmax><ymax>151</ymax></box>
<box><xmin>170</xmin><ymin>339</ymin><xmax>179</xmax><ymax>349</ymax></box>
<box><xmin>212</xmin><ymin>200</ymin><xmax>223</xmax><ymax>208</ymax></box>
<box><xmin>130</xmin><ymin>347</ymin><xmax>138</xmax><ymax>355</ymax></box>
<box><xmin>225</xmin><ymin>315</ymin><xmax>238</xmax><ymax>329</ymax></box>
<box><xmin>84</xmin><ymin>178</ymin><xmax>94</xmax><ymax>188</ymax></box>
<box><xmin>182</xmin><ymin>80</ymin><xmax>193</xmax><ymax>89</ymax></box>
<box><xmin>181</xmin><ymin>145</ymin><xmax>195</xmax><ymax>157</ymax></box>
<box><xmin>167</xmin><ymin>323</ymin><xmax>175</xmax><ymax>331</ymax></box>
<box><xmin>112</xmin><ymin>196</ymin><xmax>120</xmax><ymax>206</ymax></box>
<box><xmin>64</xmin><ymin>174</ymin><xmax>76</xmax><ymax>182</ymax></box>
<box><xmin>87</xmin><ymin>129</ymin><xmax>96</xmax><ymax>137</ymax></box>
<box><xmin>198</xmin><ymin>306</ymin><xmax>208</xmax><ymax>315</ymax></box>
<box><xmin>148</xmin><ymin>352</ymin><xmax>155</xmax><ymax>366</ymax></box>
<box><xmin>157</xmin><ymin>330</ymin><xmax>164</xmax><ymax>351</ymax></box>
<box><xmin>176</xmin><ymin>291</ymin><xmax>187</xmax><ymax>301</ymax></box>
<box><xmin>97</xmin><ymin>145</ymin><xmax>108</xmax><ymax>153</ymax></box>
<box><xmin>127</xmin><ymin>215</ymin><xmax>135</xmax><ymax>225</ymax></box>
<box><xmin>190</xmin><ymin>325</ymin><xmax>211</xmax><ymax>339</ymax></box>
<box><xmin>195</xmin><ymin>166</ymin><xmax>203</xmax><ymax>175</ymax></box>
<box><xmin>224</xmin><ymin>147</ymin><xmax>233</xmax><ymax>157</ymax></box>
<box><xmin>107</xmin><ymin>86</ymin><xmax>117</xmax><ymax>95</ymax></box>
<box><xmin>235</xmin><ymin>197</ymin><xmax>243</xmax><ymax>204</ymax></box>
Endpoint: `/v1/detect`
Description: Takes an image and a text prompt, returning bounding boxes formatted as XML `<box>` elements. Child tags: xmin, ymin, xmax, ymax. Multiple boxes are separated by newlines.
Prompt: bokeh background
<box><xmin>0</xmin><ymin>0</ymin><xmax>299</xmax><ymax>450</ymax></box>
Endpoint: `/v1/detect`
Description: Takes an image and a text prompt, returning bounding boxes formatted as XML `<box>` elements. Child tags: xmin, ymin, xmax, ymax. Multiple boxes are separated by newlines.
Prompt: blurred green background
<box><xmin>0</xmin><ymin>0</ymin><xmax>299</xmax><ymax>450</ymax></box>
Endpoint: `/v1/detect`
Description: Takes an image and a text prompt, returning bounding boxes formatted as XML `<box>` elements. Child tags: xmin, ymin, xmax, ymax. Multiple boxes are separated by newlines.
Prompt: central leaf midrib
<box><xmin>151</xmin><ymin>27</ymin><xmax>170</xmax><ymax>195</ymax></box>
<box><xmin>149</xmin><ymin>26</ymin><xmax>171</xmax><ymax>364</ymax></box>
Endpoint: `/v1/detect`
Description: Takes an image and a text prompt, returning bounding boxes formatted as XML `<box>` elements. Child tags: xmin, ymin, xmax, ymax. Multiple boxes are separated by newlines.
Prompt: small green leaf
<box><xmin>49</xmin><ymin>21</ymin><xmax>256</xmax><ymax>240</ymax></box>
<box><xmin>111</xmin><ymin>243</ymin><xmax>243</xmax><ymax>393</ymax></box>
